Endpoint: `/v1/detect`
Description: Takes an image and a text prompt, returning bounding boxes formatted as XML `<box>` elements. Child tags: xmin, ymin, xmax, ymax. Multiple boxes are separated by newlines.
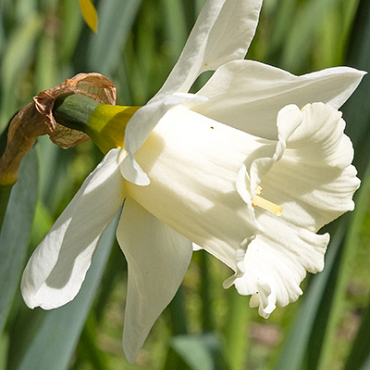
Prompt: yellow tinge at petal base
<box><xmin>53</xmin><ymin>93</ymin><xmax>140</xmax><ymax>154</ymax></box>
<box><xmin>86</xmin><ymin>105</ymin><xmax>140</xmax><ymax>154</ymax></box>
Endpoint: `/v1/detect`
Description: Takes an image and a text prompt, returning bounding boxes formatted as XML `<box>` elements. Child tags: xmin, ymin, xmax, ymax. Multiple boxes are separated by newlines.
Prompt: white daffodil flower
<box><xmin>21</xmin><ymin>0</ymin><xmax>364</xmax><ymax>364</ymax></box>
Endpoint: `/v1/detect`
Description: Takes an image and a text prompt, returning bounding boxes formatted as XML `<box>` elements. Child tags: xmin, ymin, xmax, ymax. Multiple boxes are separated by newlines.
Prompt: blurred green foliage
<box><xmin>0</xmin><ymin>0</ymin><xmax>369</xmax><ymax>369</ymax></box>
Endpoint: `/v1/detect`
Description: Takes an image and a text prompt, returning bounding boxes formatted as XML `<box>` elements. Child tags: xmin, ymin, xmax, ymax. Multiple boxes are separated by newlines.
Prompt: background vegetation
<box><xmin>0</xmin><ymin>0</ymin><xmax>369</xmax><ymax>369</ymax></box>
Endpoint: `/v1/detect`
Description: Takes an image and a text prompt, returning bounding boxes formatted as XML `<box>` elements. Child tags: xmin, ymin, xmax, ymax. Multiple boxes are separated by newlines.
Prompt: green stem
<box><xmin>168</xmin><ymin>287</ymin><xmax>188</xmax><ymax>336</ymax></box>
<box><xmin>53</xmin><ymin>94</ymin><xmax>101</xmax><ymax>133</ymax></box>
<box><xmin>53</xmin><ymin>93</ymin><xmax>137</xmax><ymax>154</ymax></box>
<box><xmin>223</xmin><ymin>291</ymin><xmax>249</xmax><ymax>370</ymax></box>
<box><xmin>199</xmin><ymin>251</ymin><xmax>213</xmax><ymax>332</ymax></box>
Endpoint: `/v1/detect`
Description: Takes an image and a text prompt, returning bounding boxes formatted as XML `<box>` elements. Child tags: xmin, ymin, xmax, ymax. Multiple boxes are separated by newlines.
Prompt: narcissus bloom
<box><xmin>21</xmin><ymin>0</ymin><xmax>364</xmax><ymax>363</ymax></box>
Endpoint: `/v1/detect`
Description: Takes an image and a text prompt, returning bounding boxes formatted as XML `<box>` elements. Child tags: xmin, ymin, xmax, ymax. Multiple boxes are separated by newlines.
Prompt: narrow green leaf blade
<box><xmin>165</xmin><ymin>334</ymin><xmax>229</xmax><ymax>370</ymax></box>
<box><xmin>7</xmin><ymin>216</ymin><xmax>118</xmax><ymax>370</ymax></box>
<box><xmin>0</xmin><ymin>147</ymin><xmax>38</xmax><ymax>335</ymax></box>
<box><xmin>342</xmin><ymin>0</ymin><xmax>370</xmax><ymax>174</ymax></box>
<box><xmin>344</xmin><ymin>294</ymin><xmax>370</xmax><ymax>370</ymax></box>
<box><xmin>86</xmin><ymin>0</ymin><xmax>141</xmax><ymax>76</ymax></box>
<box><xmin>311</xmin><ymin>159</ymin><xmax>370</xmax><ymax>370</ymax></box>
<box><xmin>162</xmin><ymin>0</ymin><xmax>188</xmax><ymax>60</ymax></box>
<box><xmin>59</xmin><ymin>0</ymin><xmax>84</xmax><ymax>64</ymax></box>
<box><xmin>0</xmin><ymin>14</ymin><xmax>43</xmax><ymax>132</ymax></box>
<box><xmin>273</xmin><ymin>224</ymin><xmax>346</xmax><ymax>370</ymax></box>
<box><xmin>222</xmin><ymin>290</ymin><xmax>250</xmax><ymax>370</ymax></box>
<box><xmin>280</xmin><ymin>0</ymin><xmax>337</xmax><ymax>71</ymax></box>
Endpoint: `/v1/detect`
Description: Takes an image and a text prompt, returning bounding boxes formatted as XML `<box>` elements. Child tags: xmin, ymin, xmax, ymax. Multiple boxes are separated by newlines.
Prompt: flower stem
<box><xmin>53</xmin><ymin>94</ymin><xmax>139</xmax><ymax>154</ymax></box>
<box><xmin>199</xmin><ymin>251</ymin><xmax>214</xmax><ymax>332</ymax></box>
<box><xmin>53</xmin><ymin>94</ymin><xmax>101</xmax><ymax>133</ymax></box>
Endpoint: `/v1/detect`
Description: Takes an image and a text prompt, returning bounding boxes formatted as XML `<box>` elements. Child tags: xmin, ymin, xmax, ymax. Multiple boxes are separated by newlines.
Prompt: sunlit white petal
<box><xmin>192</xmin><ymin>60</ymin><xmax>365</xmax><ymax>138</ymax></box>
<box><xmin>125</xmin><ymin>93</ymin><xmax>207</xmax><ymax>156</ymax></box>
<box><xmin>154</xmin><ymin>0</ymin><xmax>262</xmax><ymax>97</ymax></box>
<box><xmin>21</xmin><ymin>149</ymin><xmax>126</xmax><ymax>309</ymax></box>
<box><xmin>120</xmin><ymin>154</ymin><xmax>150</xmax><ymax>186</ymax></box>
<box><xmin>126</xmin><ymin>106</ymin><xmax>269</xmax><ymax>271</ymax></box>
<box><xmin>232</xmin><ymin>103</ymin><xmax>360</xmax><ymax>317</ymax></box>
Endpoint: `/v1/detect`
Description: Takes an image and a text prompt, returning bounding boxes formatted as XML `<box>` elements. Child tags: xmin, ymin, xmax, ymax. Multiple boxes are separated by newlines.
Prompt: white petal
<box><xmin>193</xmin><ymin>243</ymin><xmax>203</xmax><ymax>251</ymax></box>
<box><xmin>154</xmin><ymin>0</ymin><xmax>263</xmax><ymax>97</ymax></box>
<box><xmin>21</xmin><ymin>149</ymin><xmax>126</xmax><ymax>309</ymax></box>
<box><xmin>265</xmin><ymin>103</ymin><xmax>360</xmax><ymax>230</ymax></box>
<box><xmin>232</xmin><ymin>103</ymin><xmax>359</xmax><ymax>317</ymax></box>
<box><xmin>192</xmin><ymin>60</ymin><xmax>365</xmax><ymax>139</ymax></box>
<box><xmin>124</xmin><ymin>93</ymin><xmax>206</xmax><ymax>156</ymax></box>
<box><xmin>285</xmin><ymin>103</ymin><xmax>354</xmax><ymax>168</ymax></box>
<box><xmin>120</xmin><ymin>154</ymin><xmax>150</xmax><ymax>186</ymax></box>
<box><xmin>234</xmin><ymin>225</ymin><xmax>330</xmax><ymax>318</ymax></box>
<box><xmin>116</xmin><ymin>197</ymin><xmax>192</xmax><ymax>364</ymax></box>
<box><xmin>243</xmin><ymin>104</ymin><xmax>303</xmax><ymax>198</ymax></box>
<box><xmin>126</xmin><ymin>106</ymin><xmax>264</xmax><ymax>271</ymax></box>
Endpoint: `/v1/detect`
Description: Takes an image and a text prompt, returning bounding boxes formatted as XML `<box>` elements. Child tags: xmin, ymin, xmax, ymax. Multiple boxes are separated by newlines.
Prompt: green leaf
<box><xmin>222</xmin><ymin>290</ymin><xmax>250</xmax><ymax>370</ymax></box>
<box><xmin>273</xmin><ymin>222</ymin><xmax>347</xmax><ymax>370</ymax></box>
<box><xmin>73</xmin><ymin>313</ymin><xmax>109</xmax><ymax>370</ymax></box>
<box><xmin>167</xmin><ymin>287</ymin><xmax>189</xmax><ymax>336</ymax></box>
<box><xmin>86</xmin><ymin>0</ymin><xmax>141</xmax><ymax>76</ymax></box>
<box><xmin>309</xmin><ymin>160</ymin><xmax>370</xmax><ymax>370</ymax></box>
<box><xmin>275</xmin><ymin>0</ymin><xmax>358</xmax><ymax>73</ymax></box>
<box><xmin>199</xmin><ymin>251</ymin><xmax>214</xmax><ymax>332</ymax></box>
<box><xmin>59</xmin><ymin>0</ymin><xmax>84</xmax><ymax>65</ymax></box>
<box><xmin>6</xmin><ymin>216</ymin><xmax>118</xmax><ymax>370</ymax></box>
<box><xmin>34</xmin><ymin>31</ymin><xmax>58</xmax><ymax>93</ymax></box>
<box><xmin>162</xmin><ymin>0</ymin><xmax>188</xmax><ymax>61</ymax></box>
<box><xmin>164</xmin><ymin>334</ymin><xmax>229</xmax><ymax>370</ymax></box>
<box><xmin>343</xmin><ymin>294</ymin><xmax>370</xmax><ymax>370</ymax></box>
<box><xmin>273</xmin><ymin>1</ymin><xmax>370</xmax><ymax>367</ymax></box>
<box><xmin>13</xmin><ymin>0</ymin><xmax>38</xmax><ymax>24</ymax></box>
<box><xmin>268</xmin><ymin>0</ymin><xmax>298</xmax><ymax>57</ymax></box>
<box><xmin>282</xmin><ymin>0</ymin><xmax>339</xmax><ymax>71</ymax></box>
<box><xmin>0</xmin><ymin>14</ymin><xmax>43</xmax><ymax>133</ymax></box>
<box><xmin>342</xmin><ymin>0</ymin><xmax>370</xmax><ymax>174</ymax></box>
<box><xmin>0</xmin><ymin>147</ymin><xmax>38</xmax><ymax>336</ymax></box>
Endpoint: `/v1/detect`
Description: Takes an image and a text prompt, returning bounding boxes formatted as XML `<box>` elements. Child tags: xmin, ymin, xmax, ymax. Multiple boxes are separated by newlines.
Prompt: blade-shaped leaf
<box><xmin>274</xmin><ymin>0</ymin><xmax>370</xmax><ymax>367</ymax></box>
<box><xmin>164</xmin><ymin>334</ymin><xmax>229</xmax><ymax>370</ymax></box>
<box><xmin>59</xmin><ymin>0</ymin><xmax>84</xmax><ymax>64</ymax></box>
<box><xmin>0</xmin><ymin>147</ymin><xmax>38</xmax><ymax>335</ymax></box>
<box><xmin>309</xmin><ymin>160</ymin><xmax>370</xmax><ymax>370</ymax></box>
<box><xmin>0</xmin><ymin>14</ymin><xmax>43</xmax><ymax>133</ymax></box>
<box><xmin>280</xmin><ymin>0</ymin><xmax>341</xmax><ymax>71</ymax></box>
<box><xmin>162</xmin><ymin>0</ymin><xmax>188</xmax><ymax>60</ymax></box>
<box><xmin>86</xmin><ymin>0</ymin><xmax>141</xmax><ymax>76</ymax></box>
<box><xmin>222</xmin><ymin>290</ymin><xmax>250</xmax><ymax>370</ymax></box>
<box><xmin>7</xmin><ymin>215</ymin><xmax>118</xmax><ymax>370</ymax></box>
<box><xmin>273</xmin><ymin>221</ymin><xmax>347</xmax><ymax>370</ymax></box>
<box><xmin>343</xmin><ymin>294</ymin><xmax>370</xmax><ymax>370</ymax></box>
<box><xmin>342</xmin><ymin>0</ymin><xmax>370</xmax><ymax>174</ymax></box>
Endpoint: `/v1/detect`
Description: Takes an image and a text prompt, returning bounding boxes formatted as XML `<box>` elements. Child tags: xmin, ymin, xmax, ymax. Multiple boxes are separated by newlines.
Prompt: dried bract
<box><xmin>0</xmin><ymin>73</ymin><xmax>116</xmax><ymax>185</ymax></box>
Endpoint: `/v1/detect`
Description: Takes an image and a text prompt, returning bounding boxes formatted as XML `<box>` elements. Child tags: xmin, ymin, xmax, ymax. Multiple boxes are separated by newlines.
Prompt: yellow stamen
<box><xmin>252</xmin><ymin>187</ymin><xmax>283</xmax><ymax>216</ymax></box>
